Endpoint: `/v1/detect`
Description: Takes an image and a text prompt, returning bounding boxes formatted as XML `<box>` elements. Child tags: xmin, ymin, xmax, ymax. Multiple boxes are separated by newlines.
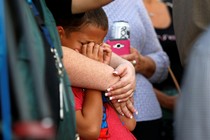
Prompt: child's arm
<box><xmin>119</xmin><ymin>98</ymin><xmax>136</xmax><ymax>131</ymax></box>
<box><xmin>111</xmin><ymin>97</ymin><xmax>136</xmax><ymax>131</ymax></box>
<box><xmin>76</xmin><ymin>44</ymin><xmax>107</xmax><ymax>139</ymax></box>
<box><xmin>80</xmin><ymin>42</ymin><xmax>137</xmax><ymax>118</ymax></box>
<box><xmin>120</xmin><ymin>114</ymin><xmax>136</xmax><ymax>131</ymax></box>
<box><xmin>76</xmin><ymin>89</ymin><xmax>103</xmax><ymax>139</ymax></box>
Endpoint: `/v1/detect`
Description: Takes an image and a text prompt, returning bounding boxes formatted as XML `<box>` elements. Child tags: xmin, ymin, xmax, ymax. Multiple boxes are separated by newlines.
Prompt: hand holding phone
<box><xmin>106</xmin><ymin>39</ymin><xmax>130</xmax><ymax>56</ymax></box>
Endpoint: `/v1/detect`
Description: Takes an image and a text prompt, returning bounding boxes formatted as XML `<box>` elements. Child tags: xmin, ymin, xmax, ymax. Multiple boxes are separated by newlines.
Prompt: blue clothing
<box><xmin>103</xmin><ymin>0</ymin><xmax>169</xmax><ymax>121</ymax></box>
<box><xmin>175</xmin><ymin>25</ymin><xmax>210</xmax><ymax>140</ymax></box>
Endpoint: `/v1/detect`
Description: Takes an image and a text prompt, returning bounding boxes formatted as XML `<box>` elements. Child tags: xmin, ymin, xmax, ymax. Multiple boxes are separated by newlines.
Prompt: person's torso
<box><xmin>103</xmin><ymin>0</ymin><xmax>162</xmax><ymax>121</ymax></box>
<box><xmin>154</xmin><ymin>4</ymin><xmax>183</xmax><ymax>90</ymax></box>
<box><xmin>173</xmin><ymin>0</ymin><xmax>210</xmax><ymax>66</ymax></box>
<box><xmin>102</xmin><ymin>103</ymin><xmax>136</xmax><ymax>140</ymax></box>
<box><xmin>72</xmin><ymin>88</ymin><xmax>136</xmax><ymax>140</ymax></box>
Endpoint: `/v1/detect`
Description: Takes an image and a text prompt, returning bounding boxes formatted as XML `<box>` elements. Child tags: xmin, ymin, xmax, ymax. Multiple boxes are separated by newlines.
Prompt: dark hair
<box><xmin>56</xmin><ymin>8</ymin><xmax>108</xmax><ymax>35</ymax></box>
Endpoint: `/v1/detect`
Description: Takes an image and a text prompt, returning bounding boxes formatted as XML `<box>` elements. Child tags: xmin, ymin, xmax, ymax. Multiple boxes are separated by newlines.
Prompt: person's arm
<box><xmin>154</xmin><ymin>88</ymin><xmax>177</xmax><ymax>110</ymax></box>
<box><xmin>121</xmin><ymin>47</ymin><xmax>156</xmax><ymax>78</ymax></box>
<box><xmin>120</xmin><ymin>115</ymin><xmax>136</xmax><ymax>131</ymax></box>
<box><xmin>76</xmin><ymin>89</ymin><xmax>103</xmax><ymax>139</ymax></box>
<box><xmin>139</xmin><ymin>1</ymin><xmax>170</xmax><ymax>83</ymax></box>
<box><xmin>107</xmin><ymin>52</ymin><xmax>136</xmax><ymax>101</ymax></box>
<box><xmin>63</xmin><ymin>46</ymin><xmax>119</xmax><ymax>90</ymax></box>
<box><xmin>119</xmin><ymin>97</ymin><xmax>136</xmax><ymax>131</ymax></box>
<box><xmin>63</xmin><ymin>46</ymin><xmax>135</xmax><ymax>100</ymax></box>
<box><xmin>63</xmin><ymin>45</ymin><xmax>136</xmax><ymax>118</ymax></box>
<box><xmin>72</xmin><ymin>0</ymin><xmax>113</xmax><ymax>14</ymax></box>
<box><xmin>110</xmin><ymin>98</ymin><xmax>135</xmax><ymax>118</ymax></box>
<box><xmin>45</xmin><ymin>0</ymin><xmax>114</xmax><ymax>25</ymax></box>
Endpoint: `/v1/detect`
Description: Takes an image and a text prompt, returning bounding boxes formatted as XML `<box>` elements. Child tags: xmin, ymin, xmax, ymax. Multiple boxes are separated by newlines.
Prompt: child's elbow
<box><xmin>129</xmin><ymin>120</ymin><xmax>136</xmax><ymax>131</ymax></box>
<box><xmin>89</xmin><ymin>128</ymin><xmax>100</xmax><ymax>139</ymax></box>
<box><xmin>82</xmin><ymin>126</ymin><xmax>100</xmax><ymax>140</ymax></box>
<box><xmin>125</xmin><ymin>119</ymin><xmax>136</xmax><ymax>131</ymax></box>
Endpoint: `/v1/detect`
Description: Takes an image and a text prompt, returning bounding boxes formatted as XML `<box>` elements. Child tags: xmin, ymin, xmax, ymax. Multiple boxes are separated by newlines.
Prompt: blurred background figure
<box><xmin>143</xmin><ymin>0</ymin><xmax>183</xmax><ymax>139</ymax></box>
<box><xmin>173</xmin><ymin>0</ymin><xmax>210</xmax><ymax>66</ymax></box>
<box><xmin>173</xmin><ymin>0</ymin><xmax>210</xmax><ymax>140</ymax></box>
<box><xmin>175</xmin><ymin>25</ymin><xmax>210</xmax><ymax>140</ymax></box>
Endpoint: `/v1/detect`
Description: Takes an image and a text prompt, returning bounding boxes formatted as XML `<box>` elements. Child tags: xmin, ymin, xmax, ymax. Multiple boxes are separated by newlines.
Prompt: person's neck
<box><xmin>143</xmin><ymin>0</ymin><xmax>159</xmax><ymax>4</ymax></box>
<box><xmin>143</xmin><ymin>0</ymin><xmax>154</xmax><ymax>4</ymax></box>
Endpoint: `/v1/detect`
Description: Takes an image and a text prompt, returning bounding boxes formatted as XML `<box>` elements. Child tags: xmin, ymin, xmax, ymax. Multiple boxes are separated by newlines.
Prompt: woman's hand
<box><xmin>106</xmin><ymin>61</ymin><xmax>136</xmax><ymax>102</ymax></box>
<box><xmin>122</xmin><ymin>47</ymin><xmax>155</xmax><ymax>78</ymax></box>
<box><xmin>121</xmin><ymin>47</ymin><xmax>142</xmax><ymax>71</ymax></box>
<box><xmin>111</xmin><ymin>97</ymin><xmax>137</xmax><ymax>118</ymax></box>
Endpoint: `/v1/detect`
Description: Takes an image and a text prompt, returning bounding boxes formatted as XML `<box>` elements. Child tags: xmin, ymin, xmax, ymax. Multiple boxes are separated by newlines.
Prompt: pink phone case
<box><xmin>106</xmin><ymin>39</ymin><xmax>130</xmax><ymax>56</ymax></box>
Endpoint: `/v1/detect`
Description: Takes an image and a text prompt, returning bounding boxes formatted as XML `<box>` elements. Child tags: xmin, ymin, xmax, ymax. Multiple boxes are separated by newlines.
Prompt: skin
<box><xmin>61</xmin><ymin>25</ymin><xmax>136</xmax><ymax>139</ymax></box>
<box><xmin>143</xmin><ymin>0</ymin><xmax>178</xmax><ymax>110</ymax></box>
<box><xmin>58</xmin><ymin>24</ymin><xmax>137</xmax><ymax>118</ymax></box>
<box><xmin>58</xmin><ymin>25</ymin><xmax>136</xmax><ymax>100</ymax></box>
<box><xmin>143</xmin><ymin>0</ymin><xmax>171</xmax><ymax>29</ymax></box>
<box><xmin>72</xmin><ymin>0</ymin><xmax>113</xmax><ymax>14</ymax></box>
<box><xmin>76</xmin><ymin>89</ymin><xmax>103</xmax><ymax>140</ymax></box>
<box><xmin>154</xmin><ymin>88</ymin><xmax>177</xmax><ymax>110</ymax></box>
<box><xmin>122</xmin><ymin>47</ymin><xmax>156</xmax><ymax>78</ymax></box>
<box><xmin>53</xmin><ymin>0</ymin><xmax>136</xmax><ymax>98</ymax></box>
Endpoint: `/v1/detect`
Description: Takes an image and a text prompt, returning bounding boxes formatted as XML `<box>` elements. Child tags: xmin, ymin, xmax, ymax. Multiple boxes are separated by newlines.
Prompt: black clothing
<box><xmin>154</xmin><ymin>5</ymin><xmax>183</xmax><ymax>90</ymax></box>
<box><xmin>45</xmin><ymin>0</ymin><xmax>72</xmax><ymax>21</ymax></box>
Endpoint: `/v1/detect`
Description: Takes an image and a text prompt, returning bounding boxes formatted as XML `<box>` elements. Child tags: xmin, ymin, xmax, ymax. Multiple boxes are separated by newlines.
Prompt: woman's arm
<box><xmin>46</xmin><ymin>0</ymin><xmax>113</xmax><ymax>15</ymax></box>
<box><xmin>76</xmin><ymin>89</ymin><xmax>103</xmax><ymax>139</ymax></box>
<box><xmin>72</xmin><ymin>0</ymin><xmax>113</xmax><ymax>14</ymax></box>
<box><xmin>121</xmin><ymin>47</ymin><xmax>156</xmax><ymax>78</ymax></box>
<box><xmin>139</xmin><ymin>1</ymin><xmax>170</xmax><ymax>83</ymax></box>
<box><xmin>63</xmin><ymin>46</ymin><xmax>119</xmax><ymax>90</ymax></box>
<box><xmin>63</xmin><ymin>46</ymin><xmax>136</xmax><ymax>118</ymax></box>
<box><xmin>154</xmin><ymin>88</ymin><xmax>177</xmax><ymax>110</ymax></box>
<box><xmin>108</xmin><ymin>52</ymin><xmax>136</xmax><ymax>100</ymax></box>
<box><xmin>63</xmin><ymin>46</ymin><xmax>136</xmax><ymax>99</ymax></box>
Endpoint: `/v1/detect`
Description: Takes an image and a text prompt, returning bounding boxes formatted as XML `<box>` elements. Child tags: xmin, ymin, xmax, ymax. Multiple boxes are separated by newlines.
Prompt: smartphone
<box><xmin>106</xmin><ymin>39</ymin><xmax>130</xmax><ymax>56</ymax></box>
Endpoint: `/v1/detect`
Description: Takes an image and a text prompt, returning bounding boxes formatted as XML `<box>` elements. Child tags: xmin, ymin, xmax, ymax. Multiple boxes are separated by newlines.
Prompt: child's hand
<box><xmin>110</xmin><ymin>98</ymin><xmax>137</xmax><ymax>119</ymax></box>
<box><xmin>81</xmin><ymin>42</ymin><xmax>112</xmax><ymax>64</ymax></box>
<box><xmin>81</xmin><ymin>42</ymin><xmax>103</xmax><ymax>62</ymax></box>
<box><xmin>101</xmin><ymin>43</ymin><xmax>112</xmax><ymax>65</ymax></box>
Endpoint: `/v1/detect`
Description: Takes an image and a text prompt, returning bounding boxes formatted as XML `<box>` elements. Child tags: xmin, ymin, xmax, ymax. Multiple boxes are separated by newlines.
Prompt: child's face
<box><xmin>61</xmin><ymin>25</ymin><xmax>107</xmax><ymax>53</ymax></box>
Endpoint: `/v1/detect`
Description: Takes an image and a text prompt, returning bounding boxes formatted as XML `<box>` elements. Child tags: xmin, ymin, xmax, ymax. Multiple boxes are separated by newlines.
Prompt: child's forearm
<box><xmin>120</xmin><ymin>115</ymin><xmax>136</xmax><ymax>131</ymax></box>
<box><xmin>77</xmin><ymin>89</ymin><xmax>103</xmax><ymax>139</ymax></box>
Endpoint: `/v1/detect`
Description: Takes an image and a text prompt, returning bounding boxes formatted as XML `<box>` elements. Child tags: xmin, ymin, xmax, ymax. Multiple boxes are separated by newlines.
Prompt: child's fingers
<box><xmin>98</xmin><ymin>46</ymin><xmax>104</xmax><ymax>62</ymax></box>
<box><xmin>81</xmin><ymin>44</ymin><xmax>88</xmax><ymax>56</ymax></box>
<box><xmin>86</xmin><ymin>42</ymin><xmax>94</xmax><ymax>57</ymax></box>
<box><xmin>92</xmin><ymin>44</ymin><xmax>100</xmax><ymax>60</ymax></box>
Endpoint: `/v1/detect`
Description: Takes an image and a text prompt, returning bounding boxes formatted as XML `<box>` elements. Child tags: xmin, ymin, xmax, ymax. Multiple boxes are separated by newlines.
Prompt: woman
<box><xmin>103</xmin><ymin>0</ymin><xmax>169</xmax><ymax>139</ymax></box>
